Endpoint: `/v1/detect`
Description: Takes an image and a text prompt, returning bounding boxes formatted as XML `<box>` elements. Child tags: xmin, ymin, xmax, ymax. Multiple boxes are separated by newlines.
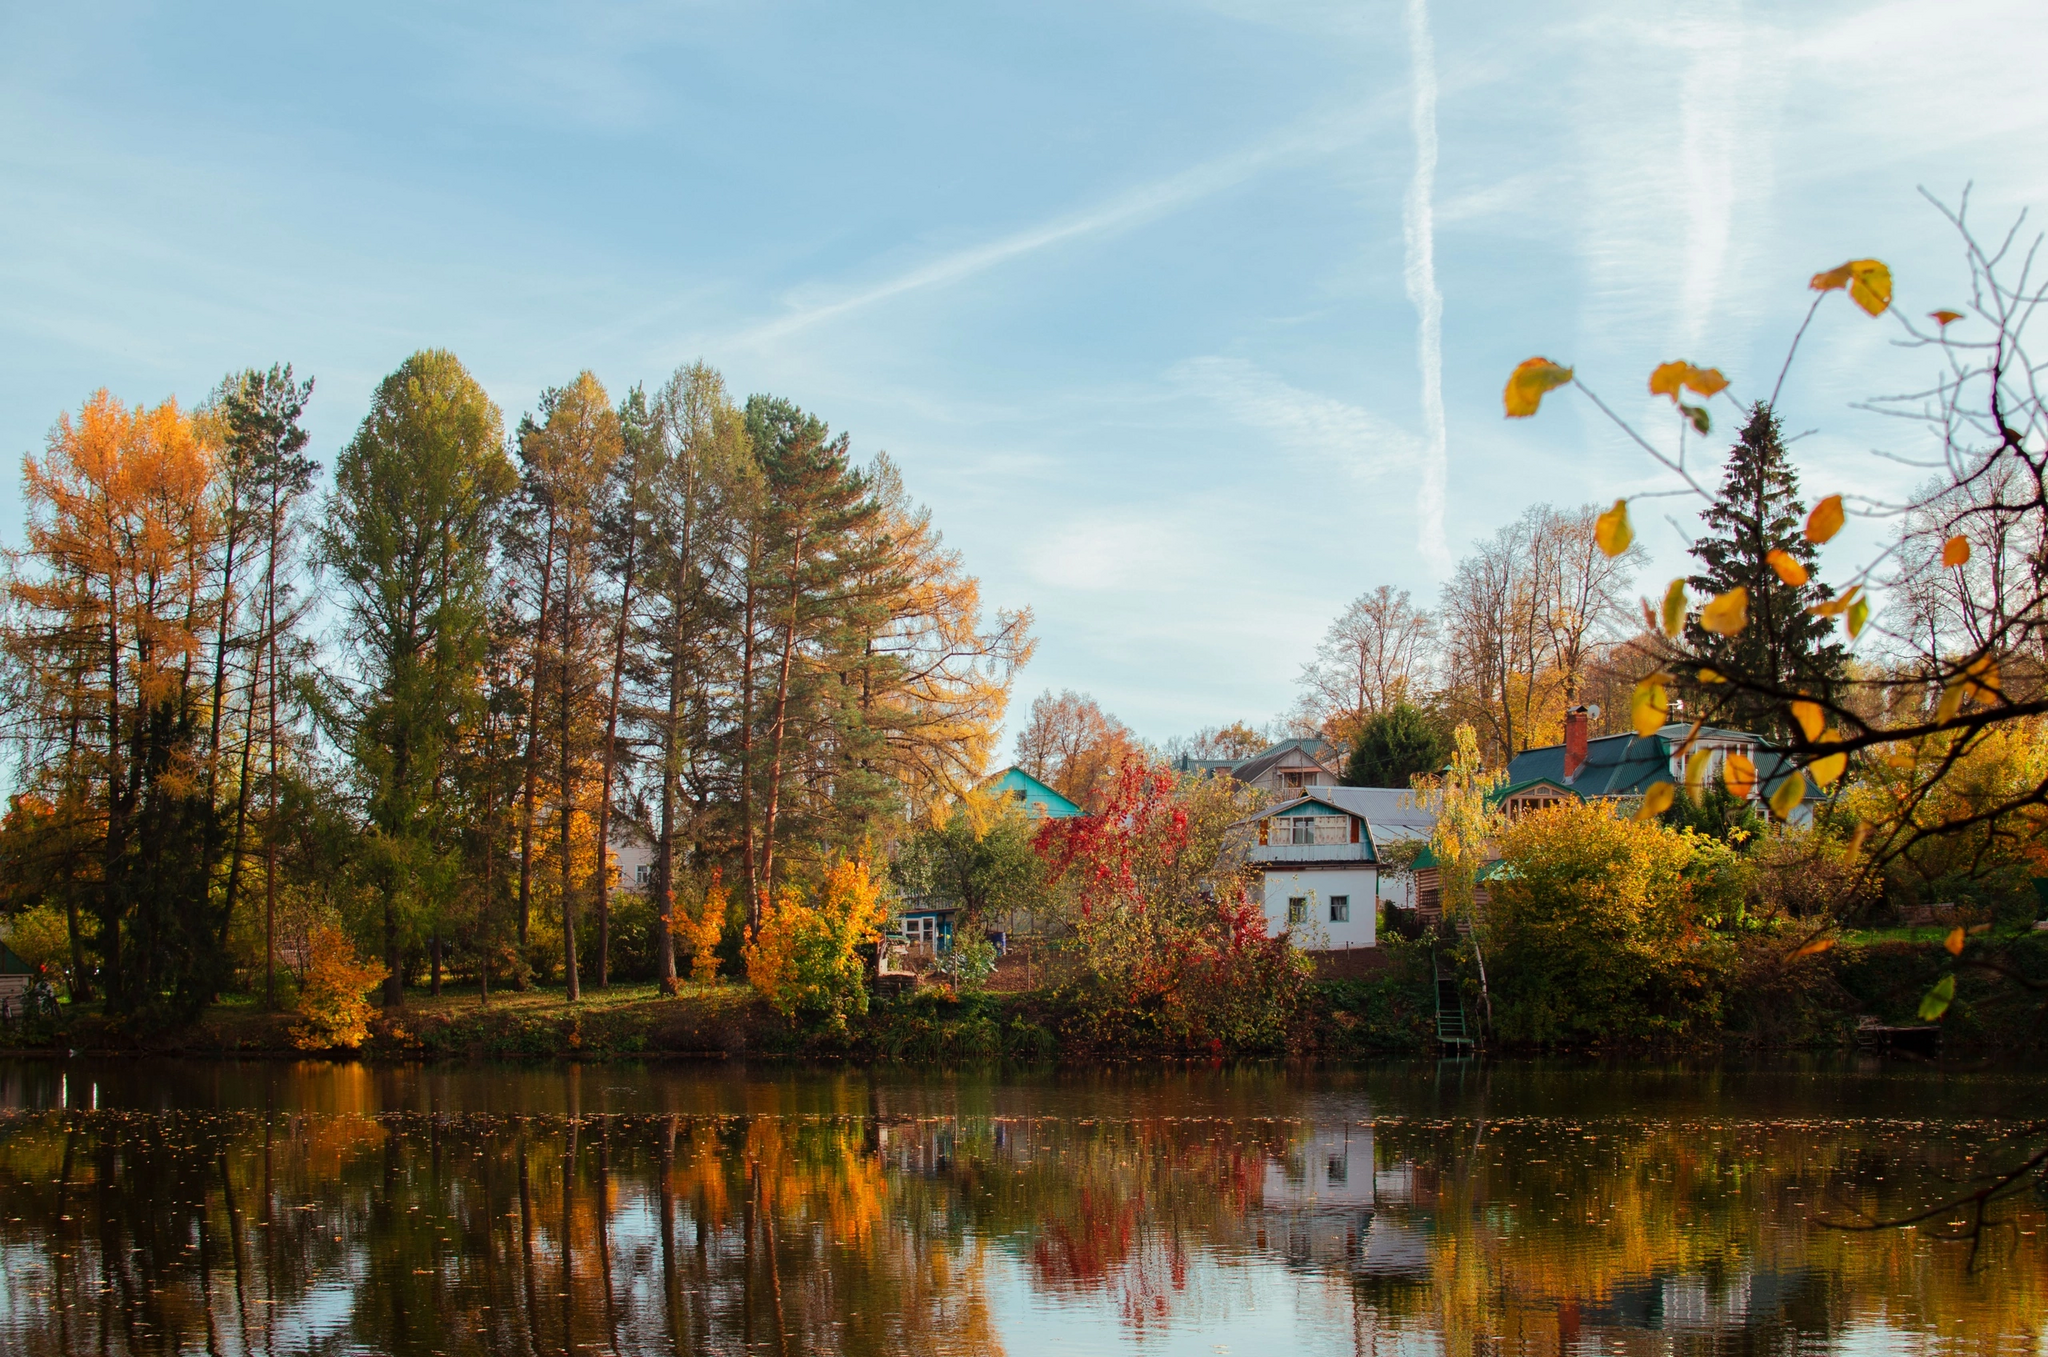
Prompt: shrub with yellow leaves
<box><xmin>743</xmin><ymin>858</ymin><xmax>892</xmax><ymax>1027</ymax></box>
<box><xmin>292</xmin><ymin>925</ymin><xmax>386</xmax><ymax>1051</ymax></box>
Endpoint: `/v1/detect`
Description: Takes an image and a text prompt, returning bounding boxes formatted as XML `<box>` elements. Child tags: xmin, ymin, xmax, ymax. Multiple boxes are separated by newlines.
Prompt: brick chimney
<box><xmin>1563</xmin><ymin>705</ymin><xmax>1590</xmax><ymax>782</ymax></box>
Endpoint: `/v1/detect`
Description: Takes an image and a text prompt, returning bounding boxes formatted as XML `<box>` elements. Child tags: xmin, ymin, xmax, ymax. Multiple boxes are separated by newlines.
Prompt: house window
<box><xmin>1287</xmin><ymin>817</ymin><xmax>1315</xmax><ymax>846</ymax></box>
<box><xmin>1282</xmin><ymin>770</ymin><xmax>1315</xmax><ymax>790</ymax></box>
<box><xmin>1287</xmin><ymin>897</ymin><xmax>1308</xmax><ymax>924</ymax></box>
<box><xmin>1329</xmin><ymin>896</ymin><xmax>1349</xmax><ymax>923</ymax></box>
<box><xmin>635</xmin><ymin>864</ymin><xmax>650</xmax><ymax>886</ymax></box>
<box><xmin>1327</xmin><ymin>1155</ymin><xmax>1349</xmax><ymax>1184</ymax></box>
<box><xmin>904</xmin><ymin>916</ymin><xmax>937</xmax><ymax>953</ymax></box>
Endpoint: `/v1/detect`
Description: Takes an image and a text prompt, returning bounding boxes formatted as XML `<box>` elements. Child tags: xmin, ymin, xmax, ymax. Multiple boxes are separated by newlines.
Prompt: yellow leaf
<box><xmin>1631</xmin><ymin>679</ymin><xmax>1669</xmax><ymax>738</ymax></box>
<box><xmin>1634</xmin><ymin>782</ymin><xmax>1675</xmax><ymax>821</ymax></box>
<box><xmin>1793</xmin><ymin>937</ymin><xmax>1835</xmax><ymax>958</ymax></box>
<box><xmin>1847</xmin><ymin>820</ymin><xmax>1871</xmax><ymax>857</ymax></box>
<box><xmin>1941</xmin><ymin>535</ymin><xmax>1971</xmax><ymax>568</ymax></box>
<box><xmin>1683</xmin><ymin>748</ymin><xmax>1712</xmax><ymax>805</ymax></box>
<box><xmin>1805</xmin><ymin>494</ymin><xmax>1845</xmax><ymax>544</ymax></box>
<box><xmin>1809</xmin><ymin>749</ymin><xmax>1846</xmax><ymax>790</ymax></box>
<box><xmin>1790</xmin><ymin>700</ymin><xmax>1825</xmax><ymax>742</ymax></box>
<box><xmin>1810</xmin><ymin>263</ymin><xmax>1853</xmax><ymax>292</ymax></box>
<box><xmin>1700</xmin><ymin>586</ymin><xmax>1748</xmax><ymax>636</ymax></box>
<box><xmin>1723</xmin><ymin>751</ymin><xmax>1757</xmax><ymax>800</ymax></box>
<box><xmin>1936</xmin><ymin>677</ymin><xmax>1965</xmax><ymax>724</ymax></box>
<box><xmin>1846</xmin><ymin>594</ymin><xmax>1869</xmax><ymax>639</ymax></box>
<box><xmin>1504</xmin><ymin>357</ymin><xmax>1574</xmax><ymax>418</ymax></box>
<box><xmin>1930</xmin><ymin>309</ymin><xmax>1964</xmax><ymax>327</ymax></box>
<box><xmin>1648</xmin><ymin>361</ymin><xmax>1688</xmax><ymax>399</ymax></box>
<box><xmin>1696</xmin><ymin>666</ymin><xmax>1726</xmax><ymax>684</ymax></box>
<box><xmin>1944</xmin><ymin>926</ymin><xmax>1965</xmax><ymax>957</ymax></box>
<box><xmin>1847</xmin><ymin>259</ymin><xmax>1892</xmax><ymax>316</ymax></box>
<box><xmin>1660</xmin><ymin>579</ymin><xmax>1687</xmax><ymax>638</ymax></box>
<box><xmin>1963</xmin><ymin>655</ymin><xmax>2000</xmax><ymax>699</ymax></box>
<box><xmin>1595</xmin><ymin>499</ymin><xmax>1633</xmax><ymax>556</ymax></box>
<box><xmin>1769</xmin><ymin>774</ymin><xmax>1806</xmax><ymax>820</ymax></box>
<box><xmin>1918</xmin><ymin>974</ymin><xmax>1955</xmax><ymax>1021</ymax></box>
<box><xmin>1808</xmin><ymin>583</ymin><xmax>1862</xmax><ymax>618</ymax></box>
<box><xmin>1684</xmin><ymin>366</ymin><xmax>1729</xmax><ymax>397</ymax></box>
<box><xmin>1766</xmin><ymin>549</ymin><xmax>1809</xmax><ymax>586</ymax></box>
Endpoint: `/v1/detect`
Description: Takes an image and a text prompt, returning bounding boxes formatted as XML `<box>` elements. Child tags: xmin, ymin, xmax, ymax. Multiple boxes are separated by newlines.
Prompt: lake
<box><xmin>0</xmin><ymin>1058</ymin><xmax>2042</xmax><ymax>1355</ymax></box>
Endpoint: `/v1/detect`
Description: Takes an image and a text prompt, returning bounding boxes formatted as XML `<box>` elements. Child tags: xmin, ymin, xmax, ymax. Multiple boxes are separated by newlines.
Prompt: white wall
<box><xmin>1260</xmin><ymin>867</ymin><xmax>1379</xmax><ymax>948</ymax></box>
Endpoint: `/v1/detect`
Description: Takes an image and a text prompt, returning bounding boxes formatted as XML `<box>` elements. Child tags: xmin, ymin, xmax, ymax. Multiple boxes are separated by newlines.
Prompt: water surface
<box><xmin>0</xmin><ymin>1058</ymin><xmax>2043</xmax><ymax>1354</ymax></box>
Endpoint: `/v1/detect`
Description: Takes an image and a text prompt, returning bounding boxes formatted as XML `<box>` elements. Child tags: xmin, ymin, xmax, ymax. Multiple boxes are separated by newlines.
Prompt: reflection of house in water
<box><xmin>1256</xmin><ymin>1126</ymin><xmax>1431</xmax><ymax>1282</ymax></box>
<box><xmin>1581</xmin><ymin>1267</ymin><xmax>1821</xmax><ymax>1336</ymax></box>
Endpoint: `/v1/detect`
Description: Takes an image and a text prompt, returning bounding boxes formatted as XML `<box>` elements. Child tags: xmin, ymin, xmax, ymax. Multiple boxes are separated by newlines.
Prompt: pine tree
<box><xmin>1683</xmin><ymin>403</ymin><xmax>1846</xmax><ymax>737</ymax></box>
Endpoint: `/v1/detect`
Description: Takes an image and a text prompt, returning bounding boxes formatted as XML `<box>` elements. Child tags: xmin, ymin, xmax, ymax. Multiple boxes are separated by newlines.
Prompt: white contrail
<box><xmin>733</xmin><ymin>105</ymin><xmax>1382</xmax><ymax>349</ymax></box>
<box><xmin>1403</xmin><ymin>0</ymin><xmax>1448</xmax><ymax>573</ymax></box>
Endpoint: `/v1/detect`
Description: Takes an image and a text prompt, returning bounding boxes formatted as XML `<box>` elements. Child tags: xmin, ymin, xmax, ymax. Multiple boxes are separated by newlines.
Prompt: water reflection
<box><xmin>0</xmin><ymin>1060</ymin><xmax>2042</xmax><ymax>1354</ymax></box>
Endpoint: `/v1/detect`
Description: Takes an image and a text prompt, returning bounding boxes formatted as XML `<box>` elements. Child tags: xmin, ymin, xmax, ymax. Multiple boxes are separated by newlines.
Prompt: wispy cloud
<box><xmin>1403</xmin><ymin>0</ymin><xmax>1449</xmax><ymax>574</ymax></box>
<box><xmin>731</xmin><ymin>105</ymin><xmax>1386</xmax><ymax>348</ymax></box>
<box><xmin>1170</xmin><ymin>356</ymin><xmax>1421</xmax><ymax>483</ymax></box>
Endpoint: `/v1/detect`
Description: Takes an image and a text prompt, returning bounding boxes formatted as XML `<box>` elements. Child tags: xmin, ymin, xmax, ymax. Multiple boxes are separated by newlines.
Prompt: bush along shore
<box><xmin>5</xmin><ymin>927</ymin><xmax>2045</xmax><ymax>1062</ymax></box>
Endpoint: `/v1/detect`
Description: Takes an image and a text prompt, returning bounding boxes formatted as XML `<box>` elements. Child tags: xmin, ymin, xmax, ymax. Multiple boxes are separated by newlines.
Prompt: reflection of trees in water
<box><xmin>0</xmin><ymin>1102</ymin><xmax>2043</xmax><ymax>1353</ymax></box>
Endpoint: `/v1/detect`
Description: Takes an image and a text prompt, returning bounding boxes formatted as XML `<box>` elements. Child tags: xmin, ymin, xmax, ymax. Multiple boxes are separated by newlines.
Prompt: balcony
<box><xmin>1250</xmin><ymin>841</ymin><xmax>1371</xmax><ymax>864</ymax></box>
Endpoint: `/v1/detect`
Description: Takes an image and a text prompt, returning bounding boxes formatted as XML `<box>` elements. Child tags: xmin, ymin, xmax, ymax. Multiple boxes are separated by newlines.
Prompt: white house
<box><xmin>1236</xmin><ymin>786</ymin><xmax>1437</xmax><ymax>950</ymax></box>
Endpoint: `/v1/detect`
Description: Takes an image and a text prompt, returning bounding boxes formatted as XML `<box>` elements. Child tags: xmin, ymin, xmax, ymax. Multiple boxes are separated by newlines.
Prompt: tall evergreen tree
<box><xmin>1682</xmin><ymin>403</ymin><xmax>1846</xmax><ymax>738</ymax></box>
<box><xmin>324</xmin><ymin>351</ymin><xmax>514</xmax><ymax>1008</ymax></box>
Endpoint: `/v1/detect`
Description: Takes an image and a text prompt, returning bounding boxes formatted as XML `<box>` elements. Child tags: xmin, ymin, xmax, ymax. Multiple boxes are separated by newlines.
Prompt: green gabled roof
<box><xmin>0</xmin><ymin>941</ymin><xmax>33</xmax><ymax>975</ymax></box>
<box><xmin>980</xmin><ymin>766</ymin><xmax>1084</xmax><ymax>818</ymax></box>
<box><xmin>1505</xmin><ymin>732</ymin><xmax>1673</xmax><ymax>798</ymax></box>
<box><xmin>1487</xmin><ymin>777</ymin><xmax>1580</xmax><ymax>806</ymax></box>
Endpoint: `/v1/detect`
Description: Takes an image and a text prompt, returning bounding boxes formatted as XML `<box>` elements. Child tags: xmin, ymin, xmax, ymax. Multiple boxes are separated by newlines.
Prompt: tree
<box><xmin>511</xmin><ymin>372</ymin><xmax>621</xmax><ymax>1000</ymax></box>
<box><xmin>1343</xmin><ymin>701</ymin><xmax>1451</xmax><ymax>788</ymax></box>
<box><xmin>1485</xmin><ymin>800</ymin><xmax>1725</xmax><ymax>1043</ymax></box>
<box><xmin>640</xmin><ymin>362</ymin><xmax>754</xmax><ymax>992</ymax></box>
<box><xmin>1682</xmin><ymin>404</ymin><xmax>1847</xmax><ymax>737</ymax></box>
<box><xmin>7</xmin><ymin>390</ymin><xmax>227</xmax><ymax>1019</ymax></box>
<box><xmin>891</xmin><ymin>788</ymin><xmax>1046</xmax><ymax>929</ymax></box>
<box><xmin>324</xmin><ymin>351</ymin><xmax>514</xmax><ymax>1008</ymax></box>
<box><xmin>740</xmin><ymin>396</ymin><xmax>878</xmax><ymax>925</ymax></box>
<box><xmin>1013</xmin><ymin>689</ymin><xmax>1143</xmax><ymax>810</ymax></box>
<box><xmin>1296</xmin><ymin>586</ymin><xmax>1434</xmax><ymax>742</ymax></box>
<box><xmin>213</xmin><ymin>365</ymin><xmax>317</xmax><ymax>1008</ymax></box>
<box><xmin>1032</xmin><ymin>761</ymin><xmax>1309</xmax><ymax>1049</ymax></box>
<box><xmin>742</xmin><ymin>857</ymin><xmax>890</xmax><ymax>1027</ymax></box>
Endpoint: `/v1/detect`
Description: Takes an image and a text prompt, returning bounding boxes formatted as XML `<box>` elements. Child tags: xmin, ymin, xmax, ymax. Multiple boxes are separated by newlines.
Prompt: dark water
<box><xmin>0</xmin><ymin>1059</ymin><xmax>2044</xmax><ymax>1355</ymax></box>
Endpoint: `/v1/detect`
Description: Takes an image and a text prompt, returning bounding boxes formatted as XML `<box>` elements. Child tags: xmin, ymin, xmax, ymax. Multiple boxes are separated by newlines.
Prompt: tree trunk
<box><xmin>382</xmin><ymin>888</ymin><xmax>403</xmax><ymax>1009</ymax></box>
<box><xmin>756</xmin><ymin>531</ymin><xmax>807</xmax><ymax>916</ymax></box>
<box><xmin>593</xmin><ymin>461</ymin><xmax>642</xmax><ymax>990</ymax></box>
<box><xmin>653</xmin><ymin>627</ymin><xmax>682</xmax><ymax>994</ymax></box>
<box><xmin>516</xmin><ymin>521</ymin><xmax>558</xmax><ymax>948</ymax></box>
<box><xmin>560</xmin><ymin>553</ymin><xmax>580</xmax><ymax>1002</ymax></box>
<box><xmin>738</xmin><ymin>559</ymin><xmax>760</xmax><ymax>929</ymax></box>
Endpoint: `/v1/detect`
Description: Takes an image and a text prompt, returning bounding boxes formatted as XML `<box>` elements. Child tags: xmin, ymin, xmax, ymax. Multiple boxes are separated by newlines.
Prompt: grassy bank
<box><xmin>6</xmin><ymin>929</ymin><xmax>2043</xmax><ymax>1061</ymax></box>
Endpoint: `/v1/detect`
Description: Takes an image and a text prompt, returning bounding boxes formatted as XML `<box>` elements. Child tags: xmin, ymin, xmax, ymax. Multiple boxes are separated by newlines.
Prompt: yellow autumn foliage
<box><xmin>743</xmin><ymin>858</ymin><xmax>891</xmax><ymax>1024</ymax></box>
<box><xmin>292</xmin><ymin>925</ymin><xmax>385</xmax><ymax>1051</ymax></box>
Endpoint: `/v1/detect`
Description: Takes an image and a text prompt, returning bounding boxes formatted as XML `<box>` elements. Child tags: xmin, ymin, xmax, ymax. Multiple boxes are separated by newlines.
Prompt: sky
<box><xmin>3</xmin><ymin>0</ymin><xmax>2046</xmax><ymax>751</ymax></box>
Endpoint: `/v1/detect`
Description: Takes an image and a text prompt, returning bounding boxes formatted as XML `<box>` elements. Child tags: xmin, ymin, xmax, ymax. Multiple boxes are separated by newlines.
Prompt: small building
<box><xmin>0</xmin><ymin>941</ymin><xmax>37</xmax><ymax>1011</ymax></box>
<box><xmin>1177</xmin><ymin>737</ymin><xmax>1345</xmax><ymax>799</ymax></box>
<box><xmin>980</xmin><ymin>766</ymin><xmax>1084</xmax><ymax>820</ymax></box>
<box><xmin>1236</xmin><ymin>786</ymin><xmax>1439</xmax><ymax>949</ymax></box>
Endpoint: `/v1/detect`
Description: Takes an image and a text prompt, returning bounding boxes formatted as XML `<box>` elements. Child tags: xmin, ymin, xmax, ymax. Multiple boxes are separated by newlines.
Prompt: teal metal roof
<box><xmin>1504</xmin><ymin>726</ymin><xmax>1817</xmax><ymax>808</ymax></box>
<box><xmin>981</xmin><ymin>766</ymin><xmax>1083</xmax><ymax>819</ymax></box>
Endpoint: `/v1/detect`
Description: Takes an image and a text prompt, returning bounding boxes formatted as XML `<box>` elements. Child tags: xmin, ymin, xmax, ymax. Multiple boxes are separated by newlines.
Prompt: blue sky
<box><xmin>4</xmin><ymin>0</ymin><xmax>2045</xmax><ymax>748</ymax></box>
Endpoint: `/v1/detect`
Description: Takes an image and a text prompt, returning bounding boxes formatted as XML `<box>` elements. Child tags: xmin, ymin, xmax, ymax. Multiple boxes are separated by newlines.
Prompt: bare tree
<box><xmin>1295</xmin><ymin>586</ymin><xmax>1435</xmax><ymax>741</ymax></box>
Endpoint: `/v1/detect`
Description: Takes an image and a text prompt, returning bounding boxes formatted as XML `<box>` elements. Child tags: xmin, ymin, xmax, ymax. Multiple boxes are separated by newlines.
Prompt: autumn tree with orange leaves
<box><xmin>4</xmin><ymin>391</ymin><xmax>228</xmax><ymax>1017</ymax></box>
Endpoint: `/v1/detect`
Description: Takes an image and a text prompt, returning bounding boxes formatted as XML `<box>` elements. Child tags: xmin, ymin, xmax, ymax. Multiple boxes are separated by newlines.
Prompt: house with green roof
<box><xmin>1501</xmin><ymin>710</ymin><xmax>1815</xmax><ymax>823</ymax></box>
<box><xmin>980</xmin><ymin>766</ymin><xmax>1082</xmax><ymax>820</ymax></box>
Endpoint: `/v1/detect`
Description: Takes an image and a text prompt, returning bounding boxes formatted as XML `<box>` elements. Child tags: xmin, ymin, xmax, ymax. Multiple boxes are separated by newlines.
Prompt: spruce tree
<box><xmin>1683</xmin><ymin>403</ymin><xmax>1846</xmax><ymax>738</ymax></box>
